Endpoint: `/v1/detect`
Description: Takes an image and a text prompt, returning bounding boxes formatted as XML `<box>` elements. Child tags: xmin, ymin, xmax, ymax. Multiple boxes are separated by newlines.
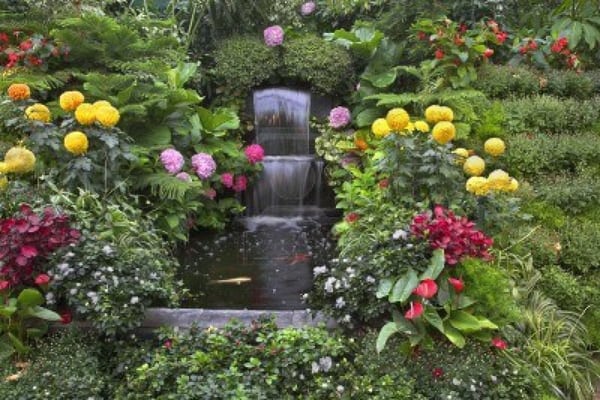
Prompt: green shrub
<box><xmin>521</xmin><ymin>200</ymin><xmax>566</xmax><ymax>229</ymax></box>
<box><xmin>583</xmin><ymin>69</ymin><xmax>600</xmax><ymax>95</ymax></box>
<box><xmin>503</xmin><ymin>95</ymin><xmax>600</xmax><ymax>135</ymax></box>
<box><xmin>559</xmin><ymin>218</ymin><xmax>600</xmax><ymax>274</ymax></box>
<box><xmin>456</xmin><ymin>259</ymin><xmax>521</xmax><ymax>325</ymax></box>
<box><xmin>538</xmin><ymin>265</ymin><xmax>586</xmax><ymax>311</ymax></box>
<box><xmin>472</xmin><ymin>100</ymin><xmax>506</xmax><ymax>140</ymax></box>
<box><xmin>535</xmin><ymin>171</ymin><xmax>600</xmax><ymax>215</ymax></box>
<box><xmin>543</xmin><ymin>70</ymin><xmax>594</xmax><ymax>99</ymax></box>
<box><xmin>474</xmin><ymin>64</ymin><xmax>540</xmax><ymax>98</ymax></box>
<box><xmin>0</xmin><ymin>329</ymin><xmax>109</xmax><ymax>399</ymax></box>
<box><xmin>505</xmin><ymin>133</ymin><xmax>600</xmax><ymax>180</ymax></box>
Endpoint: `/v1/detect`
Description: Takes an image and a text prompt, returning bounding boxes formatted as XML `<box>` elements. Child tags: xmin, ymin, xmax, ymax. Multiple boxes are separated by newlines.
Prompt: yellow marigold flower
<box><xmin>432</xmin><ymin>121</ymin><xmax>456</xmax><ymax>145</ymax></box>
<box><xmin>64</xmin><ymin>131</ymin><xmax>89</xmax><ymax>155</ymax></box>
<box><xmin>4</xmin><ymin>146</ymin><xmax>36</xmax><ymax>174</ymax></box>
<box><xmin>25</xmin><ymin>103</ymin><xmax>51</xmax><ymax>123</ymax></box>
<box><xmin>452</xmin><ymin>148</ymin><xmax>469</xmax><ymax>164</ymax></box>
<box><xmin>437</xmin><ymin>106</ymin><xmax>454</xmax><ymax>122</ymax></box>
<box><xmin>75</xmin><ymin>103</ymin><xmax>96</xmax><ymax>125</ymax></box>
<box><xmin>95</xmin><ymin>105</ymin><xmax>120</xmax><ymax>128</ymax></box>
<box><xmin>405</xmin><ymin>122</ymin><xmax>415</xmax><ymax>132</ymax></box>
<box><xmin>0</xmin><ymin>175</ymin><xmax>7</xmax><ymax>191</ymax></box>
<box><xmin>386</xmin><ymin>108</ymin><xmax>410</xmax><ymax>131</ymax></box>
<box><xmin>466</xmin><ymin>176</ymin><xmax>489</xmax><ymax>196</ymax></box>
<box><xmin>7</xmin><ymin>83</ymin><xmax>30</xmax><ymax>101</ymax></box>
<box><xmin>92</xmin><ymin>100</ymin><xmax>112</xmax><ymax>112</ymax></box>
<box><xmin>487</xmin><ymin>169</ymin><xmax>511</xmax><ymax>191</ymax></box>
<box><xmin>372</xmin><ymin>118</ymin><xmax>391</xmax><ymax>138</ymax></box>
<box><xmin>414</xmin><ymin>120</ymin><xmax>430</xmax><ymax>133</ymax></box>
<box><xmin>59</xmin><ymin>91</ymin><xmax>85</xmax><ymax>112</ymax></box>
<box><xmin>463</xmin><ymin>155</ymin><xmax>485</xmax><ymax>176</ymax></box>
<box><xmin>425</xmin><ymin>105</ymin><xmax>441</xmax><ymax>123</ymax></box>
<box><xmin>484</xmin><ymin>137</ymin><xmax>506</xmax><ymax>157</ymax></box>
<box><xmin>0</xmin><ymin>161</ymin><xmax>7</xmax><ymax>174</ymax></box>
<box><xmin>507</xmin><ymin>178</ymin><xmax>519</xmax><ymax>192</ymax></box>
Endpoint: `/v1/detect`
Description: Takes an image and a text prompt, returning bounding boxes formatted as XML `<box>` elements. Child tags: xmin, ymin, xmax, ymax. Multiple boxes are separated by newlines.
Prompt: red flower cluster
<box><xmin>550</xmin><ymin>37</ymin><xmax>579</xmax><ymax>70</ymax></box>
<box><xmin>0</xmin><ymin>31</ymin><xmax>68</xmax><ymax>69</ymax></box>
<box><xmin>0</xmin><ymin>204</ymin><xmax>80</xmax><ymax>285</ymax></box>
<box><xmin>551</xmin><ymin>37</ymin><xmax>568</xmax><ymax>53</ymax></box>
<box><xmin>487</xmin><ymin>20</ymin><xmax>508</xmax><ymax>44</ymax></box>
<box><xmin>410</xmin><ymin>206</ymin><xmax>493</xmax><ymax>265</ymax></box>
<box><xmin>518</xmin><ymin>39</ymin><xmax>538</xmax><ymax>55</ymax></box>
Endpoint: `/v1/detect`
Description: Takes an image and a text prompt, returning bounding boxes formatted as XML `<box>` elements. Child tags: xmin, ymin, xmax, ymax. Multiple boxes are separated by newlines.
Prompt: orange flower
<box><xmin>7</xmin><ymin>83</ymin><xmax>30</xmax><ymax>101</ymax></box>
<box><xmin>354</xmin><ymin>137</ymin><xmax>368</xmax><ymax>151</ymax></box>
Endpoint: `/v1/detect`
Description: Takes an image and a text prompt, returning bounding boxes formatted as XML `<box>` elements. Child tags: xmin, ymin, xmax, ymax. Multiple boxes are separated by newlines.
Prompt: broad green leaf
<box><xmin>28</xmin><ymin>306</ymin><xmax>61</xmax><ymax>321</ymax></box>
<box><xmin>165</xmin><ymin>214</ymin><xmax>181</xmax><ymax>229</ymax></box>
<box><xmin>0</xmin><ymin>304</ymin><xmax>17</xmax><ymax>318</ymax></box>
<box><xmin>449</xmin><ymin>310</ymin><xmax>483</xmax><ymax>332</ymax></box>
<box><xmin>424</xmin><ymin>308</ymin><xmax>445</xmax><ymax>334</ymax></box>
<box><xmin>569</xmin><ymin>21</ymin><xmax>583</xmax><ymax>48</ymax></box>
<box><xmin>17</xmin><ymin>289</ymin><xmax>44</xmax><ymax>308</ymax></box>
<box><xmin>582</xmin><ymin>23</ymin><xmax>600</xmax><ymax>49</ymax></box>
<box><xmin>476</xmin><ymin>316</ymin><xmax>498</xmax><ymax>330</ymax></box>
<box><xmin>26</xmin><ymin>325</ymin><xmax>48</xmax><ymax>339</ymax></box>
<box><xmin>197</xmin><ymin>107</ymin><xmax>240</xmax><ymax>132</ymax></box>
<box><xmin>420</xmin><ymin>249</ymin><xmax>445</xmax><ymax>280</ymax></box>
<box><xmin>458</xmin><ymin>52</ymin><xmax>469</xmax><ymax>63</ymax></box>
<box><xmin>457</xmin><ymin>295</ymin><xmax>477</xmax><ymax>309</ymax></box>
<box><xmin>389</xmin><ymin>269</ymin><xmax>419</xmax><ymax>303</ymax></box>
<box><xmin>442</xmin><ymin>322</ymin><xmax>466</xmax><ymax>348</ymax></box>
<box><xmin>363</xmin><ymin>69</ymin><xmax>397</xmax><ymax>88</ymax></box>
<box><xmin>7</xmin><ymin>333</ymin><xmax>28</xmax><ymax>354</ymax></box>
<box><xmin>355</xmin><ymin>107</ymin><xmax>382</xmax><ymax>127</ymax></box>
<box><xmin>136</xmin><ymin>125</ymin><xmax>171</xmax><ymax>147</ymax></box>
<box><xmin>376</xmin><ymin>322</ymin><xmax>399</xmax><ymax>353</ymax></box>
<box><xmin>376</xmin><ymin>279</ymin><xmax>394</xmax><ymax>299</ymax></box>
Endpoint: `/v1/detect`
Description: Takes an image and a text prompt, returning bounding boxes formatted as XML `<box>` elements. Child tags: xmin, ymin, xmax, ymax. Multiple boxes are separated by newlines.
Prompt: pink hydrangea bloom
<box><xmin>300</xmin><ymin>1</ymin><xmax>316</xmax><ymax>16</ymax></box>
<box><xmin>233</xmin><ymin>175</ymin><xmax>248</xmax><ymax>192</ymax></box>
<box><xmin>160</xmin><ymin>148</ymin><xmax>184</xmax><ymax>174</ymax></box>
<box><xmin>203</xmin><ymin>188</ymin><xmax>217</xmax><ymax>200</ymax></box>
<box><xmin>191</xmin><ymin>153</ymin><xmax>216</xmax><ymax>179</ymax></box>
<box><xmin>176</xmin><ymin>172</ymin><xmax>191</xmax><ymax>182</ymax></box>
<box><xmin>221</xmin><ymin>172</ymin><xmax>234</xmax><ymax>188</ymax></box>
<box><xmin>244</xmin><ymin>144</ymin><xmax>265</xmax><ymax>164</ymax></box>
<box><xmin>264</xmin><ymin>25</ymin><xmax>284</xmax><ymax>47</ymax></box>
<box><xmin>328</xmin><ymin>106</ymin><xmax>351</xmax><ymax>129</ymax></box>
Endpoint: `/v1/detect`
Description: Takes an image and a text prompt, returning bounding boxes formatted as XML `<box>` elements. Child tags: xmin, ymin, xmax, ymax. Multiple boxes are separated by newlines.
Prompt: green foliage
<box><xmin>551</xmin><ymin>0</ymin><xmax>600</xmax><ymax>55</ymax></box>
<box><xmin>0</xmin><ymin>328</ymin><xmax>109</xmax><ymax>399</ymax></box>
<box><xmin>535</xmin><ymin>169</ymin><xmax>600</xmax><ymax>214</ymax></box>
<box><xmin>521</xmin><ymin>199</ymin><xmax>567</xmax><ymax>229</ymax></box>
<box><xmin>47</xmin><ymin>189</ymin><xmax>180</xmax><ymax>335</ymax></box>
<box><xmin>503</xmin><ymin>95</ymin><xmax>600</xmax><ymax>135</ymax></box>
<box><xmin>472</xmin><ymin>100</ymin><xmax>506</xmax><ymax>140</ymax></box>
<box><xmin>543</xmin><ymin>69</ymin><xmax>594</xmax><ymax>98</ymax></box>
<box><xmin>559</xmin><ymin>218</ymin><xmax>600</xmax><ymax>274</ymax></box>
<box><xmin>474</xmin><ymin>64</ymin><xmax>540</xmax><ymax>98</ymax></box>
<box><xmin>457</xmin><ymin>258</ymin><xmax>521</xmax><ymax>325</ymax></box>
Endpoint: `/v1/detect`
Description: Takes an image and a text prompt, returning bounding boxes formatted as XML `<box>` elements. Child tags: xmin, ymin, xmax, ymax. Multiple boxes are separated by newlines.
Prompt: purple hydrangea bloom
<box><xmin>160</xmin><ymin>148</ymin><xmax>184</xmax><ymax>174</ymax></box>
<box><xmin>191</xmin><ymin>153</ymin><xmax>216</xmax><ymax>179</ymax></box>
<box><xmin>264</xmin><ymin>25</ymin><xmax>284</xmax><ymax>47</ymax></box>
<box><xmin>176</xmin><ymin>172</ymin><xmax>192</xmax><ymax>182</ymax></box>
<box><xmin>328</xmin><ymin>106</ymin><xmax>351</xmax><ymax>129</ymax></box>
<box><xmin>244</xmin><ymin>144</ymin><xmax>265</xmax><ymax>164</ymax></box>
<box><xmin>300</xmin><ymin>1</ymin><xmax>316</xmax><ymax>16</ymax></box>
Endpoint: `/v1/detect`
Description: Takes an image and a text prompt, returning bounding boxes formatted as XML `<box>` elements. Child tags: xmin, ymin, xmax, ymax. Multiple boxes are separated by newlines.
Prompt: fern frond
<box><xmin>134</xmin><ymin>173</ymin><xmax>204</xmax><ymax>201</ymax></box>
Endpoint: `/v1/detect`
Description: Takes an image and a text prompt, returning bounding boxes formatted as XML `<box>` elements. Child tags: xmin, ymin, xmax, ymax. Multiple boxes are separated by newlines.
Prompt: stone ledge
<box><xmin>142</xmin><ymin>308</ymin><xmax>336</xmax><ymax>329</ymax></box>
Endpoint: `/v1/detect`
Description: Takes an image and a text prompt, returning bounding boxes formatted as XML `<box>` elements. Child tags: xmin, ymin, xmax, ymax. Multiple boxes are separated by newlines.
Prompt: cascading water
<box><xmin>178</xmin><ymin>87</ymin><xmax>337</xmax><ymax>309</ymax></box>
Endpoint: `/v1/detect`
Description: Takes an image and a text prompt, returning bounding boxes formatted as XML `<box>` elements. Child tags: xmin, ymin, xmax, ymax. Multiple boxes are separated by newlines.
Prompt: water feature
<box><xmin>179</xmin><ymin>87</ymin><xmax>338</xmax><ymax>309</ymax></box>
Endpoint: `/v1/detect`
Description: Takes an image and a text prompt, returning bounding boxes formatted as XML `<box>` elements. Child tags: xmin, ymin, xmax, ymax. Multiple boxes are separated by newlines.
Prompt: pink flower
<box><xmin>244</xmin><ymin>144</ymin><xmax>265</xmax><ymax>164</ymax></box>
<box><xmin>0</xmin><ymin>280</ymin><xmax>9</xmax><ymax>292</ymax></box>
<box><xmin>328</xmin><ymin>106</ymin><xmax>351</xmax><ymax>129</ymax></box>
<box><xmin>221</xmin><ymin>172</ymin><xmax>234</xmax><ymax>189</ymax></box>
<box><xmin>448</xmin><ymin>277</ymin><xmax>465</xmax><ymax>293</ymax></box>
<box><xmin>405</xmin><ymin>301</ymin><xmax>424</xmax><ymax>320</ymax></box>
<box><xmin>432</xmin><ymin>367</ymin><xmax>444</xmax><ymax>379</ymax></box>
<box><xmin>160</xmin><ymin>149</ymin><xmax>185</xmax><ymax>174</ymax></box>
<box><xmin>164</xmin><ymin>339</ymin><xmax>173</xmax><ymax>349</ymax></box>
<box><xmin>491</xmin><ymin>337</ymin><xmax>508</xmax><ymax>350</ymax></box>
<box><xmin>60</xmin><ymin>310</ymin><xmax>72</xmax><ymax>325</ymax></box>
<box><xmin>300</xmin><ymin>1</ymin><xmax>316</xmax><ymax>16</ymax></box>
<box><xmin>345</xmin><ymin>212</ymin><xmax>359</xmax><ymax>223</ymax></box>
<box><xmin>413</xmin><ymin>279</ymin><xmax>438</xmax><ymax>299</ymax></box>
<box><xmin>264</xmin><ymin>25</ymin><xmax>284</xmax><ymax>47</ymax></box>
<box><xmin>175</xmin><ymin>172</ymin><xmax>191</xmax><ymax>182</ymax></box>
<box><xmin>203</xmin><ymin>188</ymin><xmax>217</xmax><ymax>200</ymax></box>
<box><xmin>233</xmin><ymin>175</ymin><xmax>248</xmax><ymax>192</ymax></box>
<box><xmin>191</xmin><ymin>153</ymin><xmax>216</xmax><ymax>179</ymax></box>
<box><xmin>435</xmin><ymin>49</ymin><xmax>444</xmax><ymax>59</ymax></box>
<box><xmin>34</xmin><ymin>273</ymin><xmax>50</xmax><ymax>287</ymax></box>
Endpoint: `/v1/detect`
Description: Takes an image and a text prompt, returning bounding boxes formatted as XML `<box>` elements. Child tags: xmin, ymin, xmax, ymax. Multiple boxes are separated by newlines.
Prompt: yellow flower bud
<box><xmin>59</xmin><ymin>91</ymin><xmax>85</xmax><ymax>112</ymax></box>
<box><xmin>463</xmin><ymin>155</ymin><xmax>485</xmax><ymax>176</ymax></box>
<box><xmin>487</xmin><ymin>169</ymin><xmax>511</xmax><ymax>191</ymax></box>
<box><xmin>432</xmin><ymin>121</ymin><xmax>456</xmax><ymax>145</ymax></box>
<box><xmin>75</xmin><ymin>103</ymin><xmax>96</xmax><ymax>125</ymax></box>
<box><xmin>4</xmin><ymin>146</ymin><xmax>36</xmax><ymax>174</ymax></box>
<box><xmin>372</xmin><ymin>118</ymin><xmax>391</xmax><ymax>138</ymax></box>
<box><xmin>386</xmin><ymin>108</ymin><xmax>410</xmax><ymax>131</ymax></box>
<box><xmin>95</xmin><ymin>105</ymin><xmax>120</xmax><ymax>128</ymax></box>
<box><xmin>452</xmin><ymin>148</ymin><xmax>469</xmax><ymax>164</ymax></box>
<box><xmin>414</xmin><ymin>120</ymin><xmax>430</xmax><ymax>133</ymax></box>
<box><xmin>507</xmin><ymin>178</ymin><xmax>519</xmax><ymax>192</ymax></box>
<box><xmin>25</xmin><ymin>103</ymin><xmax>51</xmax><ymax>123</ymax></box>
<box><xmin>64</xmin><ymin>131</ymin><xmax>89</xmax><ymax>155</ymax></box>
<box><xmin>484</xmin><ymin>137</ymin><xmax>506</xmax><ymax>157</ymax></box>
<box><xmin>466</xmin><ymin>176</ymin><xmax>489</xmax><ymax>196</ymax></box>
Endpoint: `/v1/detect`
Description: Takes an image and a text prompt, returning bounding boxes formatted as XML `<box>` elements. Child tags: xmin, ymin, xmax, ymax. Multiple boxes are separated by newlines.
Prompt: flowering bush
<box><xmin>0</xmin><ymin>31</ymin><xmax>67</xmax><ymax>70</ymax></box>
<box><xmin>0</xmin><ymin>204</ymin><xmax>79</xmax><ymax>286</ymax></box>
<box><xmin>263</xmin><ymin>25</ymin><xmax>284</xmax><ymax>47</ymax></box>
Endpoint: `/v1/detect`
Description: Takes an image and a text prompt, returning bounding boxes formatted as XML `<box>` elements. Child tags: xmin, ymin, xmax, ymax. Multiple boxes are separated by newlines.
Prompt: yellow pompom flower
<box><xmin>466</xmin><ymin>176</ymin><xmax>489</xmax><ymax>196</ymax></box>
<box><xmin>463</xmin><ymin>155</ymin><xmax>486</xmax><ymax>176</ymax></box>
<box><xmin>4</xmin><ymin>146</ymin><xmax>36</xmax><ymax>174</ymax></box>
<box><xmin>64</xmin><ymin>131</ymin><xmax>89</xmax><ymax>155</ymax></box>
<box><xmin>437</xmin><ymin>106</ymin><xmax>454</xmax><ymax>122</ymax></box>
<box><xmin>452</xmin><ymin>148</ymin><xmax>469</xmax><ymax>164</ymax></box>
<box><xmin>75</xmin><ymin>103</ymin><xmax>96</xmax><ymax>125</ymax></box>
<box><xmin>92</xmin><ymin>100</ymin><xmax>112</xmax><ymax>112</ymax></box>
<box><xmin>25</xmin><ymin>103</ymin><xmax>51</xmax><ymax>123</ymax></box>
<box><xmin>0</xmin><ymin>161</ymin><xmax>7</xmax><ymax>174</ymax></box>
<box><xmin>507</xmin><ymin>178</ymin><xmax>519</xmax><ymax>192</ymax></box>
<box><xmin>386</xmin><ymin>108</ymin><xmax>410</xmax><ymax>131</ymax></box>
<box><xmin>372</xmin><ymin>118</ymin><xmax>392</xmax><ymax>138</ymax></box>
<box><xmin>95</xmin><ymin>105</ymin><xmax>120</xmax><ymax>128</ymax></box>
<box><xmin>7</xmin><ymin>83</ymin><xmax>31</xmax><ymax>101</ymax></box>
<box><xmin>425</xmin><ymin>105</ymin><xmax>441</xmax><ymax>123</ymax></box>
<box><xmin>431</xmin><ymin>121</ymin><xmax>456</xmax><ymax>145</ymax></box>
<box><xmin>414</xmin><ymin>120</ymin><xmax>430</xmax><ymax>133</ymax></box>
<box><xmin>0</xmin><ymin>175</ymin><xmax>7</xmax><ymax>191</ymax></box>
<box><xmin>484</xmin><ymin>137</ymin><xmax>506</xmax><ymax>157</ymax></box>
<box><xmin>487</xmin><ymin>169</ymin><xmax>511</xmax><ymax>191</ymax></box>
<box><xmin>59</xmin><ymin>91</ymin><xmax>85</xmax><ymax>112</ymax></box>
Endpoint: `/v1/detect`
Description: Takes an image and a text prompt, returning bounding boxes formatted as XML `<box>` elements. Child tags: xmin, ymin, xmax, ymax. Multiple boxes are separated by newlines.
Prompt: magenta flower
<box><xmin>300</xmin><ymin>1</ymin><xmax>316</xmax><ymax>16</ymax></box>
<box><xmin>244</xmin><ymin>144</ymin><xmax>265</xmax><ymax>164</ymax></box>
<box><xmin>221</xmin><ymin>172</ymin><xmax>234</xmax><ymax>189</ymax></box>
<box><xmin>191</xmin><ymin>153</ymin><xmax>216</xmax><ymax>179</ymax></box>
<box><xmin>160</xmin><ymin>148</ymin><xmax>184</xmax><ymax>174</ymax></box>
<box><xmin>175</xmin><ymin>172</ymin><xmax>192</xmax><ymax>182</ymax></box>
<box><xmin>233</xmin><ymin>175</ymin><xmax>248</xmax><ymax>192</ymax></box>
<box><xmin>203</xmin><ymin>188</ymin><xmax>217</xmax><ymax>200</ymax></box>
<box><xmin>264</xmin><ymin>25</ymin><xmax>284</xmax><ymax>47</ymax></box>
<box><xmin>328</xmin><ymin>106</ymin><xmax>351</xmax><ymax>129</ymax></box>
